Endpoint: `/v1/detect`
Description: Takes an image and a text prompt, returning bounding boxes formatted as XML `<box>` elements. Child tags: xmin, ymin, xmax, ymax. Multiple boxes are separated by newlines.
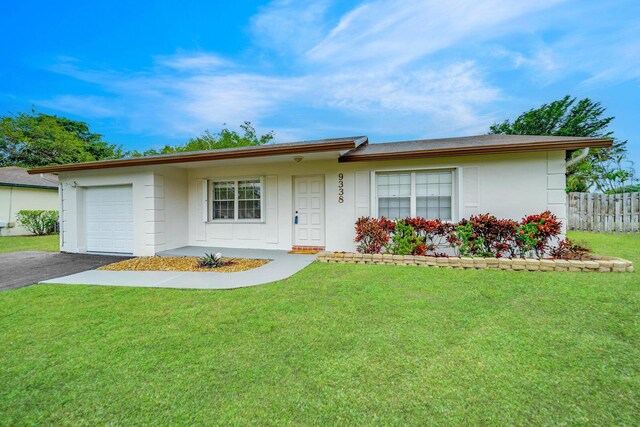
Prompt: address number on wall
<box><xmin>338</xmin><ymin>173</ymin><xmax>344</xmax><ymax>203</ymax></box>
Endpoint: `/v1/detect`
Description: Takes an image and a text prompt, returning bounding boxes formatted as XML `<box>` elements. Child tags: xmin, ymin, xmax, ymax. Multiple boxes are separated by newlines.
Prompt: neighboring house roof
<box><xmin>27</xmin><ymin>136</ymin><xmax>369</xmax><ymax>174</ymax></box>
<box><xmin>0</xmin><ymin>166</ymin><xmax>58</xmax><ymax>189</ymax></box>
<box><xmin>26</xmin><ymin>134</ymin><xmax>612</xmax><ymax>174</ymax></box>
<box><xmin>338</xmin><ymin>134</ymin><xmax>612</xmax><ymax>162</ymax></box>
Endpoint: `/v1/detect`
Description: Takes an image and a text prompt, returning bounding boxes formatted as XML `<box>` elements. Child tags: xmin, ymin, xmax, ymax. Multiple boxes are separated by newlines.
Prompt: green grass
<box><xmin>1</xmin><ymin>232</ymin><xmax>639</xmax><ymax>425</ymax></box>
<box><xmin>569</xmin><ymin>230</ymin><xmax>639</xmax><ymax>263</ymax></box>
<box><xmin>0</xmin><ymin>234</ymin><xmax>59</xmax><ymax>253</ymax></box>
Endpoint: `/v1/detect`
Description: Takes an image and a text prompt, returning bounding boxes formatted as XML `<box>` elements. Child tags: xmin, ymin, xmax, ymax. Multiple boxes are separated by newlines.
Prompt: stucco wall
<box><xmin>0</xmin><ymin>186</ymin><xmax>59</xmax><ymax>236</ymax></box>
<box><xmin>187</xmin><ymin>150</ymin><xmax>566</xmax><ymax>252</ymax></box>
<box><xmin>58</xmin><ymin>166</ymin><xmax>187</xmax><ymax>256</ymax></box>
<box><xmin>160</xmin><ymin>166</ymin><xmax>189</xmax><ymax>252</ymax></box>
<box><xmin>57</xmin><ymin>150</ymin><xmax>566</xmax><ymax>256</ymax></box>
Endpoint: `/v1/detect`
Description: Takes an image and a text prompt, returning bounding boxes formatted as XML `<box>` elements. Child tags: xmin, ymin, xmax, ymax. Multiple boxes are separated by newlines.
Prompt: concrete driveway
<box><xmin>0</xmin><ymin>251</ymin><xmax>130</xmax><ymax>291</ymax></box>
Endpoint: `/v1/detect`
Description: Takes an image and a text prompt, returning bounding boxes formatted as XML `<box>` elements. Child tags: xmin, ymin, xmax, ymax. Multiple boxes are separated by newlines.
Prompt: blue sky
<box><xmin>1</xmin><ymin>0</ymin><xmax>638</xmax><ymax>165</ymax></box>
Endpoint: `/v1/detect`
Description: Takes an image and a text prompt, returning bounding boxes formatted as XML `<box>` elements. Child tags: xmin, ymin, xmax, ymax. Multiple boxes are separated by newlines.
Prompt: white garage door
<box><xmin>85</xmin><ymin>185</ymin><xmax>134</xmax><ymax>253</ymax></box>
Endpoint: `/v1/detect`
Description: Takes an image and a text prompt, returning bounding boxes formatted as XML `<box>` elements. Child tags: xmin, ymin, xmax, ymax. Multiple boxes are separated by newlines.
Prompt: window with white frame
<box><xmin>377</xmin><ymin>173</ymin><xmax>411</xmax><ymax>219</ymax></box>
<box><xmin>238</xmin><ymin>180</ymin><xmax>262</xmax><ymax>219</ymax></box>
<box><xmin>377</xmin><ymin>170</ymin><xmax>453</xmax><ymax>220</ymax></box>
<box><xmin>209</xmin><ymin>178</ymin><xmax>263</xmax><ymax>221</ymax></box>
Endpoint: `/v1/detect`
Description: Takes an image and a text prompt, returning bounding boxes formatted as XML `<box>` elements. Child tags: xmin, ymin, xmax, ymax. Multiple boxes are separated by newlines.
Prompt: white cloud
<box><xmin>37</xmin><ymin>94</ymin><xmax>119</xmax><ymax>118</ymax></box>
<box><xmin>44</xmin><ymin>58</ymin><xmax>306</xmax><ymax>137</ymax></box>
<box><xmin>485</xmin><ymin>0</ymin><xmax>640</xmax><ymax>86</ymax></box>
<box><xmin>311</xmin><ymin>62</ymin><xmax>499</xmax><ymax>135</ymax></box>
<box><xmin>166</xmin><ymin>73</ymin><xmax>307</xmax><ymax>135</ymax></box>
<box><xmin>155</xmin><ymin>52</ymin><xmax>232</xmax><ymax>72</ymax></box>
<box><xmin>44</xmin><ymin>54</ymin><xmax>497</xmax><ymax>141</ymax></box>
<box><xmin>38</xmin><ymin>0</ymin><xmax>640</xmax><ymax>145</ymax></box>
<box><xmin>306</xmin><ymin>0</ymin><xmax>565</xmax><ymax>68</ymax></box>
<box><xmin>250</xmin><ymin>0</ymin><xmax>332</xmax><ymax>55</ymax></box>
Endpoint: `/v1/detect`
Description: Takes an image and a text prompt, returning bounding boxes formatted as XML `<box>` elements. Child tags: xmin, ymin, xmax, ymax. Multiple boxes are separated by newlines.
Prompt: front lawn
<box><xmin>0</xmin><ymin>234</ymin><xmax>59</xmax><ymax>253</ymax></box>
<box><xmin>1</xmin><ymin>232</ymin><xmax>638</xmax><ymax>425</ymax></box>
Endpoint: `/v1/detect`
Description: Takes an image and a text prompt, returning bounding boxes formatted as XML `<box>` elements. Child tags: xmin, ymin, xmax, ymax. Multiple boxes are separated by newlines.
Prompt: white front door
<box><xmin>85</xmin><ymin>185</ymin><xmax>134</xmax><ymax>253</ymax></box>
<box><xmin>294</xmin><ymin>175</ymin><xmax>325</xmax><ymax>247</ymax></box>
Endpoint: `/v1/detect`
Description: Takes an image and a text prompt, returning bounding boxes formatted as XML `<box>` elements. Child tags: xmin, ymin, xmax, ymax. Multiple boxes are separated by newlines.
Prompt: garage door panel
<box><xmin>85</xmin><ymin>186</ymin><xmax>134</xmax><ymax>253</ymax></box>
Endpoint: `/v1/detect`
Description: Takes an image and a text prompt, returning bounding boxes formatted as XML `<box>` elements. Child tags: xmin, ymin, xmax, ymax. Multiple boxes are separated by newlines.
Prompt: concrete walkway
<box><xmin>40</xmin><ymin>247</ymin><xmax>316</xmax><ymax>290</ymax></box>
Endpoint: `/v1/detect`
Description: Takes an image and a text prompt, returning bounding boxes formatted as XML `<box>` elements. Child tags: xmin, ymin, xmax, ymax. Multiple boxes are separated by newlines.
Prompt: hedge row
<box><xmin>354</xmin><ymin>212</ymin><xmax>590</xmax><ymax>260</ymax></box>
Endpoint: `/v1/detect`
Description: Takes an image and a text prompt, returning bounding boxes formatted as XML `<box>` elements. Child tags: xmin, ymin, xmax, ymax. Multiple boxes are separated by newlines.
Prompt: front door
<box><xmin>294</xmin><ymin>175</ymin><xmax>325</xmax><ymax>247</ymax></box>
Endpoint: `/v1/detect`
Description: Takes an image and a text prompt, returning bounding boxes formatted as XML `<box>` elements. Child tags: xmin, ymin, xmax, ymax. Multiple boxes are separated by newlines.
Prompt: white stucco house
<box><xmin>27</xmin><ymin>134</ymin><xmax>611</xmax><ymax>256</ymax></box>
<box><xmin>0</xmin><ymin>166</ymin><xmax>59</xmax><ymax>236</ymax></box>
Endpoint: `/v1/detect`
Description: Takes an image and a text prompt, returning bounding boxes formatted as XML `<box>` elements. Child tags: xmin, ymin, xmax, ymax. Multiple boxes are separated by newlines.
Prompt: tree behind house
<box><xmin>129</xmin><ymin>121</ymin><xmax>274</xmax><ymax>157</ymax></box>
<box><xmin>0</xmin><ymin>110</ymin><xmax>125</xmax><ymax>168</ymax></box>
<box><xmin>0</xmin><ymin>110</ymin><xmax>274</xmax><ymax>167</ymax></box>
<box><xmin>489</xmin><ymin>95</ymin><xmax>636</xmax><ymax>193</ymax></box>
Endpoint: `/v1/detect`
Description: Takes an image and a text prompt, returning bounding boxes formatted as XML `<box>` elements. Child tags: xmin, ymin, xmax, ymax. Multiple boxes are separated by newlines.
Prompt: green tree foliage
<box><xmin>0</xmin><ymin>110</ymin><xmax>273</xmax><ymax>168</ymax></box>
<box><xmin>489</xmin><ymin>96</ymin><xmax>636</xmax><ymax>193</ymax></box>
<box><xmin>15</xmin><ymin>210</ymin><xmax>59</xmax><ymax>235</ymax></box>
<box><xmin>129</xmin><ymin>121</ymin><xmax>274</xmax><ymax>157</ymax></box>
<box><xmin>0</xmin><ymin>110</ymin><xmax>124</xmax><ymax>167</ymax></box>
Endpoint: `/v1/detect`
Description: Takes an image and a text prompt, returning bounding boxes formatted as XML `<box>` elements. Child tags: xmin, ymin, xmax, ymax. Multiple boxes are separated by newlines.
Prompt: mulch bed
<box><xmin>97</xmin><ymin>256</ymin><xmax>270</xmax><ymax>273</ymax></box>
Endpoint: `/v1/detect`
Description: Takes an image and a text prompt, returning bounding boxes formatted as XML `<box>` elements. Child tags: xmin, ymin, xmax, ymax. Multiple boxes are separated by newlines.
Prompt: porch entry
<box><xmin>293</xmin><ymin>175</ymin><xmax>325</xmax><ymax>248</ymax></box>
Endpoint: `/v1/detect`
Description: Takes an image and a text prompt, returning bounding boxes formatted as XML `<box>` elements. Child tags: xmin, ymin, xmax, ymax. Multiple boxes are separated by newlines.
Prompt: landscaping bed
<box><xmin>346</xmin><ymin>212</ymin><xmax>635</xmax><ymax>272</ymax></box>
<box><xmin>98</xmin><ymin>256</ymin><xmax>269</xmax><ymax>273</ymax></box>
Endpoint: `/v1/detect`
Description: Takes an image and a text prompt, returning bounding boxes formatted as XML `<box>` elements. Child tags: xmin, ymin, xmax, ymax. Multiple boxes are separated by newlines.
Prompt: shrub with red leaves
<box><xmin>354</xmin><ymin>216</ymin><xmax>395</xmax><ymax>254</ymax></box>
<box><xmin>413</xmin><ymin>243</ymin><xmax>428</xmax><ymax>256</ymax></box>
<box><xmin>404</xmin><ymin>217</ymin><xmax>453</xmax><ymax>254</ymax></box>
<box><xmin>354</xmin><ymin>211</ymin><xmax>563</xmax><ymax>258</ymax></box>
<box><xmin>449</xmin><ymin>214</ymin><xmax>519</xmax><ymax>257</ymax></box>
<box><xmin>516</xmin><ymin>211</ymin><xmax>562</xmax><ymax>258</ymax></box>
<box><xmin>550</xmin><ymin>238</ymin><xmax>592</xmax><ymax>260</ymax></box>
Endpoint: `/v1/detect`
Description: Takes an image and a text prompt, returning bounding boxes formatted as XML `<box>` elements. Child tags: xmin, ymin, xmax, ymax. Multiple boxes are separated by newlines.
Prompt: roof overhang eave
<box><xmin>0</xmin><ymin>182</ymin><xmax>58</xmax><ymax>190</ymax></box>
<box><xmin>28</xmin><ymin>138</ymin><xmax>368</xmax><ymax>174</ymax></box>
<box><xmin>338</xmin><ymin>138</ymin><xmax>612</xmax><ymax>163</ymax></box>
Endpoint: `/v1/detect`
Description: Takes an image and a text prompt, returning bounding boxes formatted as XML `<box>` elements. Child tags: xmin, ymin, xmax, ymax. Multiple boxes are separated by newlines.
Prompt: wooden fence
<box><xmin>567</xmin><ymin>192</ymin><xmax>640</xmax><ymax>232</ymax></box>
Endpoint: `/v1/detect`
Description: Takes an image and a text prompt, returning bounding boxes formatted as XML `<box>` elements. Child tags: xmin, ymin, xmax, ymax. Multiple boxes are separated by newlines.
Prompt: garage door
<box><xmin>85</xmin><ymin>185</ymin><xmax>134</xmax><ymax>253</ymax></box>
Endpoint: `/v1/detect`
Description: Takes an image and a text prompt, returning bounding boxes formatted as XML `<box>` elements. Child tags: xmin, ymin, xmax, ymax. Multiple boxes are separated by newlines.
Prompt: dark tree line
<box><xmin>0</xmin><ymin>110</ymin><xmax>273</xmax><ymax>168</ymax></box>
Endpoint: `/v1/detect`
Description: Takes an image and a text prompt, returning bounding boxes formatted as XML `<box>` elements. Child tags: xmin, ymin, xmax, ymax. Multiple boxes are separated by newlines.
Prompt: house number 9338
<box><xmin>338</xmin><ymin>173</ymin><xmax>344</xmax><ymax>203</ymax></box>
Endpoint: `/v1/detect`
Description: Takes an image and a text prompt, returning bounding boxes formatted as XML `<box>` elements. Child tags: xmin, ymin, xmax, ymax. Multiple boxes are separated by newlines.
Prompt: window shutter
<box><xmin>201</xmin><ymin>179</ymin><xmax>209</xmax><ymax>222</ymax></box>
<box><xmin>265</xmin><ymin>175</ymin><xmax>278</xmax><ymax>243</ymax></box>
<box><xmin>355</xmin><ymin>171</ymin><xmax>370</xmax><ymax>218</ymax></box>
<box><xmin>462</xmin><ymin>167</ymin><xmax>479</xmax><ymax>218</ymax></box>
<box><xmin>194</xmin><ymin>179</ymin><xmax>207</xmax><ymax>241</ymax></box>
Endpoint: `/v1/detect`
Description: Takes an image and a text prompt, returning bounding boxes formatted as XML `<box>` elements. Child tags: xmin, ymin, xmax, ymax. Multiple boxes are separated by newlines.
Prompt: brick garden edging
<box><xmin>316</xmin><ymin>252</ymin><xmax>634</xmax><ymax>273</ymax></box>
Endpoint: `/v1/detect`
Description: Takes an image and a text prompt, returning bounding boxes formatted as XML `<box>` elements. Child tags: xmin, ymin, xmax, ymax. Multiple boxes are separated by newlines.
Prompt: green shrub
<box><xmin>197</xmin><ymin>252</ymin><xmax>225</xmax><ymax>269</ymax></box>
<box><xmin>387</xmin><ymin>220</ymin><xmax>421</xmax><ymax>255</ymax></box>
<box><xmin>15</xmin><ymin>210</ymin><xmax>59</xmax><ymax>235</ymax></box>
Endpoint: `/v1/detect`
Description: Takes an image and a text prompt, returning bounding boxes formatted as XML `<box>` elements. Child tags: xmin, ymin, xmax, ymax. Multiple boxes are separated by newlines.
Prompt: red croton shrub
<box><xmin>516</xmin><ymin>211</ymin><xmax>563</xmax><ymax>258</ymax></box>
<box><xmin>354</xmin><ymin>216</ymin><xmax>395</xmax><ymax>254</ymax></box>
<box><xmin>355</xmin><ymin>211</ymin><xmax>567</xmax><ymax>258</ymax></box>
<box><xmin>549</xmin><ymin>238</ymin><xmax>592</xmax><ymax>260</ymax></box>
<box><xmin>404</xmin><ymin>218</ymin><xmax>454</xmax><ymax>254</ymax></box>
<box><xmin>449</xmin><ymin>214</ymin><xmax>519</xmax><ymax>258</ymax></box>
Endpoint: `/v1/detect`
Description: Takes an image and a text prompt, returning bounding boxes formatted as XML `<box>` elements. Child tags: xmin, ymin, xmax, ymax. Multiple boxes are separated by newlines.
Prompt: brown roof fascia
<box><xmin>28</xmin><ymin>138</ymin><xmax>367</xmax><ymax>174</ymax></box>
<box><xmin>0</xmin><ymin>182</ymin><xmax>58</xmax><ymax>190</ymax></box>
<box><xmin>338</xmin><ymin>138</ymin><xmax>612</xmax><ymax>163</ymax></box>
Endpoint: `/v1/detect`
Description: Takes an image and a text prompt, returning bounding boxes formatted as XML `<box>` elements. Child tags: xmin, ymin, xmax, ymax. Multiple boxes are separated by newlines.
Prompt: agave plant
<box><xmin>197</xmin><ymin>252</ymin><xmax>224</xmax><ymax>269</ymax></box>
